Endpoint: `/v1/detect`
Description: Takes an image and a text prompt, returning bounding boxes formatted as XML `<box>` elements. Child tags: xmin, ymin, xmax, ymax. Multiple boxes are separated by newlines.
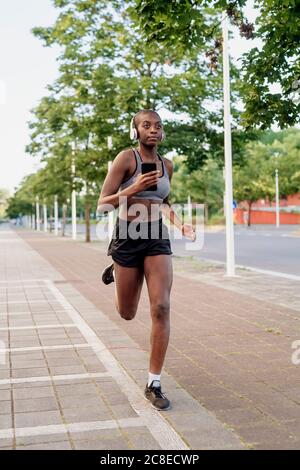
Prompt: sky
<box><xmin>0</xmin><ymin>0</ymin><xmax>261</xmax><ymax>195</ymax></box>
<box><xmin>0</xmin><ymin>0</ymin><xmax>60</xmax><ymax>195</ymax></box>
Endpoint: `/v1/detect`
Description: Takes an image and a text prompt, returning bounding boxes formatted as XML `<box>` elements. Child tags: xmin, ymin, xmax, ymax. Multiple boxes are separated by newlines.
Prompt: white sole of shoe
<box><xmin>144</xmin><ymin>394</ymin><xmax>172</xmax><ymax>411</ymax></box>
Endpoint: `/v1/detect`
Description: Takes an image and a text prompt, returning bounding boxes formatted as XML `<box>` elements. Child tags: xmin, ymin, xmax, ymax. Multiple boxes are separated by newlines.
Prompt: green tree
<box><xmin>170</xmin><ymin>156</ymin><xmax>224</xmax><ymax>223</ymax></box>
<box><xmin>0</xmin><ymin>188</ymin><xmax>9</xmax><ymax>219</ymax></box>
<box><xmin>133</xmin><ymin>0</ymin><xmax>300</xmax><ymax>130</ymax></box>
<box><xmin>6</xmin><ymin>175</ymin><xmax>38</xmax><ymax>221</ymax></box>
<box><xmin>232</xmin><ymin>129</ymin><xmax>300</xmax><ymax>226</ymax></box>
<box><xmin>29</xmin><ymin>0</ymin><xmax>245</xmax><ymax>178</ymax></box>
<box><xmin>25</xmin><ymin>0</ymin><xmax>261</xmax><ymax>242</ymax></box>
<box><xmin>233</xmin><ymin>143</ymin><xmax>274</xmax><ymax>226</ymax></box>
<box><xmin>266</xmin><ymin>129</ymin><xmax>300</xmax><ymax>200</ymax></box>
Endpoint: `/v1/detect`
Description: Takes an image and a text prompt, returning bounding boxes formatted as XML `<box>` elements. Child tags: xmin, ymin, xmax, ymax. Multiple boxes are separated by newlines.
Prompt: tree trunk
<box><xmin>85</xmin><ymin>201</ymin><xmax>91</xmax><ymax>243</ymax></box>
<box><xmin>62</xmin><ymin>203</ymin><xmax>67</xmax><ymax>237</ymax></box>
<box><xmin>204</xmin><ymin>203</ymin><xmax>209</xmax><ymax>225</ymax></box>
<box><xmin>247</xmin><ymin>201</ymin><xmax>252</xmax><ymax>227</ymax></box>
<box><xmin>49</xmin><ymin>207</ymin><xmax>53</xmax><ymax>233</ymax></box>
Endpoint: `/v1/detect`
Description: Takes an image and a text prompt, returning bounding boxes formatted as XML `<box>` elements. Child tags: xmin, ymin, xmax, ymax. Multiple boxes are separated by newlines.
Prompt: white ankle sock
<box><xmin>148</xmin><ymin>372</ymin><xmax>161</xmax><ymax>387</ymax></box>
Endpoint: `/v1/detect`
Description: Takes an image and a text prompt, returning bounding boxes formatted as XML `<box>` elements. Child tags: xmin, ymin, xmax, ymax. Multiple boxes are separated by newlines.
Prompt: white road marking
<box><xmin>0</xmin><ymin>324</ymin><xmax>77</xmax><ymax>331</ymax></box>
<box><xmin>196</xmin><ymin>256</ymin><xmax>300</xmax><ymax>281</ymax></box>
<box><xmin>0</xmin><ymin>417</ymin><xmax>145</xmax><ymax>439</ymax></box>
<box><xmin>0</xmin><ymin>300</ymin><xmax>60</xmax><ymax>305</ymax></box>
<box><xmin>0</xmin><ymin>310</ymin><xmax>69</xmax><ymax>317</ymax></box>
<box><xmin>0</xmin><ymin>372</ymin><xmax>110</xmax><ymax>386</ymax></box>
<box><xmin>0</xmin><ymin>344</ymin><xmax>90</xmax><ymax>353</ymax></box>
<box><xmin>0</xmin><ymin>312</ymin><xmax>33</xmax><ymax>317</ymax></box>
<box><xmin>0</xmin><ymin>285</ymin><xmax>46</xmax><ymax>290</ymax></box>
<box><xmin>45</xmin><ymin>279</ymin><xmax>188</xmax><ymax>450</ymax></box>
<box><xmin>0</xmin><ymin>279</ymin><xmax>47</xmax><ymax>284</ymax></box>
<box><xmin>237</xmin><ymin>265</ymin><xmax>300</xmax><ymax>282</ymax></box>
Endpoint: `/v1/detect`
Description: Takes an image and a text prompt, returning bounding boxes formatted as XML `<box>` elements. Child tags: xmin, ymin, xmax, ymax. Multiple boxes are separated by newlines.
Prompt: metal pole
<box><xmin>187</xmin><ymin>195</ymin><xmax>192</xmax><ymax>218</ymax></box>
<box><xmin>222</xmin><ymin>167</ymin><xmax>226</xmax><ymax>217</ymax></box>
<box><xmin>43</xmin><ymin>204</ymin><xmax>47</xmax><ymax>232</ymax></box>
<box><xmin>54</xmin><ymin>195</ymin><xmax>59</xmax><ymax>236</ymax></box>
<box><xmin>36</xmin><ymin>196</ymin><xmax>40</xmax><ymax>232</ymax></box>
<box><xmin>222</xmin><ymin>11</ymin><xmax>235</xmax><ymax>276</ymax></box>
<box><xmin>71</xmin><ymin>143</ymin><xmax>77</xmax><ymax>240</ymax></box>
<box><xmin>72</xmin><ymin>189</ymin><xmax>76</xmax><ymax>240</ymax></box>
<box><xmin>275</xmin><ymin>169</ymin><xmax>280</xmax><ymax>228</ymax></box>
<box><xmin>31</xmin><ymin>204</ymin><xmax>35</xmax><ymax>229</ymax></box>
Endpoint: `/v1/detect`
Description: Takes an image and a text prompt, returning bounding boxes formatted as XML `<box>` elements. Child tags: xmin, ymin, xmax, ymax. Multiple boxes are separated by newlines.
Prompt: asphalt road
<box><xmin>64</xmin><ymin>223</ymin><xmax>300</xmax><ymax>277</ymax></box>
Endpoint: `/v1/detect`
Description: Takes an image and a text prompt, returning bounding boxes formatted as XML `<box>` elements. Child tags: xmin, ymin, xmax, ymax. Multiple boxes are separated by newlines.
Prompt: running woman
<box><xmin>97</xmin><ymin>109</ymin><xmax>196</xmax><ymax>411</ymax></box>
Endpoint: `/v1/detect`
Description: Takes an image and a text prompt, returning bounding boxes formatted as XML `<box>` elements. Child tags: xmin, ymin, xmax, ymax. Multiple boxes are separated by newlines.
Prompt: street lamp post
<box><xmin>31</xmin><ymin>203</ymin><xmax>35</xmax><ymax>230</ymax></box>
<box><xmin>43</xmin><ymin>203</ymin><xmax>47</xmax><ymax>232</ymax></box>
<box><xmin>54</xmin><ymin>195</ymin><xmax>59</xmax><ymax>236</ymax></box>
<box><xmin>36</xmin><ymin>196</ymin><xmax>40</xmax><ymax>232</ymax></box>
<box><xmin>187</xmin><ymin>195</ymin><xmax>192</xmax><ymax>218</ymax></box>
<box><xmin>71</xmin><ymin>142</ymin><xmax>77</xmax><ymax>240</ymax></box>
<box><xmin>222</xmin><ymin>11</ymin><xmax>235</xmax><ymax>276</ymax></box>
<box><xmin>275</xmin><ymin>168</ymin><xmax>280</xmax><ymax>228</ymax></box>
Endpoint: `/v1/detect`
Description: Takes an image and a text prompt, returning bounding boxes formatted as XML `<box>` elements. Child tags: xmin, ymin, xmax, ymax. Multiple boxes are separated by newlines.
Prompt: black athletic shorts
<box><xmin>107</xmin><ymin>216</ymin><xmax>173</xmax><ymax>268</ymax></box>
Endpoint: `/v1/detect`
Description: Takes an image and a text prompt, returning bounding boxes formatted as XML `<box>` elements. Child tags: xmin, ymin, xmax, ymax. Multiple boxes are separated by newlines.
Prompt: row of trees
<box><xmin>7</xmin><ymin>127</ymin><xmax>300</xmax><ymax>228</ymax></box>
<box><xmin>170</xmin><ymin>128</ymin><xmax>300</xmax><ymax>225</ymax></box>
<box><xmin>5</xmin><ymin>0</ymin><xmax>300</xmax><ymax>235</ymax></box>
<box><xmin>134</xmin><ymin>0</ymin><xmax>300</xmax><ymax>129</ymax></box>
<box><xmin>0</xmin><ymin>188</ymin><xmax>9</xmax><ymax>219</ymax></box>
<box><xmin>234</xmin><ymin>128</ymin><xmax>300</xmax><ymax>225</ymax></box>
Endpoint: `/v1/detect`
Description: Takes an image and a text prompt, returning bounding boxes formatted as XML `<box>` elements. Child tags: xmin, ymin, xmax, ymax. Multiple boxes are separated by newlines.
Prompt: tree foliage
<box><xmin>133</xmin><ymin>0</ymin><xmax>300</xmax><ymax>130</ymax></box>
<box><xmin>233</xmin><ymin>127</ymin><xmax>300</xmax><ymax>224</ymax></box>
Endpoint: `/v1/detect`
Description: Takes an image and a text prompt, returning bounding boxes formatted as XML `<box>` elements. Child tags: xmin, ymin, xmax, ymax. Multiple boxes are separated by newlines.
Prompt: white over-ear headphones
<box><xmin>129</xmin><ymin>114</ymin><xmax>166</xmax><ymax>142</ymax></box>
<box><xmin>130</xmin><ymin>117</ymin><xmax>138</xmax><ymax>141</ymax></box>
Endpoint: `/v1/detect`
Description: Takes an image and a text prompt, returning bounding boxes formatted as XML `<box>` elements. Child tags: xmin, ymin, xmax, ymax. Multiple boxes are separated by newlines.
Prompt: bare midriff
<box><xmin>118</xmin><ymin>197</ymin><xmax>162</xmax><ymax>222</ymax></box>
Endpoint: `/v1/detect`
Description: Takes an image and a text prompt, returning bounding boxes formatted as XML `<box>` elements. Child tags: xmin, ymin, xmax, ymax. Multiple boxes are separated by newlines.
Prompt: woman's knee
<box><xmin>151</xmin><ymin>302</ymin><xmax>170</xmax><ymax>323</ymax></box>
<box><xmin>117</xmin><ymin>304</ymin><xmax>137</xmax><ymax>321</ymax></box>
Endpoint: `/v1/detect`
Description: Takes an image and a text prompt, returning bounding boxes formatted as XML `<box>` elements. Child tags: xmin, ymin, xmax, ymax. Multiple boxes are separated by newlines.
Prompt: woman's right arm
<box><xmin>97</xmin><ymin>150</ymin><xmax>159</xmax><ymax>213</ymax></box>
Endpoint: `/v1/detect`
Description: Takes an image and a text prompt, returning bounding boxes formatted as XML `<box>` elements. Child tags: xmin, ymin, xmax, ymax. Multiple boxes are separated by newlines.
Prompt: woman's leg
<box><xmin>143</xmin><ymin>254</ymin><xmax>173</xmax><ymax>374</ymax></box>
<box><xmin>113</xmin><ymin>261</ymin><xmax>144</xmax><ymax>321</ymax></box>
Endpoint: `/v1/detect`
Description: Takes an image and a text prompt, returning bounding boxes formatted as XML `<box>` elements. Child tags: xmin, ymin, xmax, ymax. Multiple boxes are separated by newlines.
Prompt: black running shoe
<box><xmin>101</xmin><ymin>263</ymin><xmax>114</xmax><ymax>285</ymax></box>
<box><xmin>144</xmin><ymin>381</ymin><xmax>171</xmax><ymax>411</ymax></box>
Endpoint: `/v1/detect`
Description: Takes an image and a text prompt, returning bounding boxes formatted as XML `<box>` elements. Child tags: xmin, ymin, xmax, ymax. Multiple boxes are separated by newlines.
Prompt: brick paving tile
<box><xmin>0</xmin><ymin>414</ymin><xmax>13</xmax><ymax>429</ymax></box>
<box><xmin>15</xmin><ymin>410</ymin><xmax>63</xmax><ymax>428</ymax></box>
<box><xmin>12</xmin><ymin>386</ymin><xmax>55</xmax><ymax>400</ymax></box>
<box><xmin>4</xmin><ymin>228</ymin><xmax>300</xmax><ymax>450</ymax></box>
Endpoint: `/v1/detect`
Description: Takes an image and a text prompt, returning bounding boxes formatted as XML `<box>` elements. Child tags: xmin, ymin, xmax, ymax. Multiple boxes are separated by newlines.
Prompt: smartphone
<box><xmin>141</xmin><ymin>162</ymin><xmax>158</xmax><ymax>191</ymax></box>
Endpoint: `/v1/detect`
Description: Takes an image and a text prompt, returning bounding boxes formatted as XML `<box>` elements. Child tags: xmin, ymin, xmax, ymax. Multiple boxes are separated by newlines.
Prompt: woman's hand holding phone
<box><xmin>132</xmin><ymin>170</ymin><xmax>160</xmax><ymax>193</ymax></box>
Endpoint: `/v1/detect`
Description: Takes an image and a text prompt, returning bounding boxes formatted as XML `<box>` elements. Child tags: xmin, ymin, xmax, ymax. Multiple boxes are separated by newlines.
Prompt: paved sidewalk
<box><xmin>0</xmin><ymin>226</ymin><xmax>244</xmax><ymax>450</ymax></box>
<box><xmin>1</xmin><ymin>224</ymin><xmax>300</xmax><ymax>449</ymax></box>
